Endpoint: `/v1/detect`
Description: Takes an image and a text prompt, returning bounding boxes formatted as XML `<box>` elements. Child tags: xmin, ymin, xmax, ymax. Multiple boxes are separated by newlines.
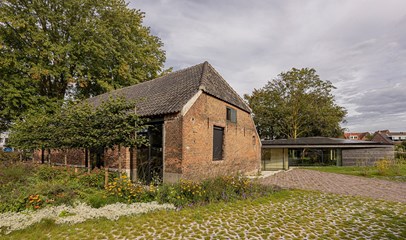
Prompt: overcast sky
<box><xmin>129</xmin><ymin>0</ymin><xmax>406</xmax><ymax>133</ymax></box>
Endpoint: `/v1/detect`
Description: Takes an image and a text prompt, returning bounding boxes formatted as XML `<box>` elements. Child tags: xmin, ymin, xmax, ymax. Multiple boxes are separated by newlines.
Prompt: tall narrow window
<box><xmin>226</xmin><ymin>107</ymin><xmax>237</xmax><ymax>123</ymax></box>
<box><xmin>213</xmin><ymin>126</ymin><xmax>224</xmax><ymax>160</ymax></box>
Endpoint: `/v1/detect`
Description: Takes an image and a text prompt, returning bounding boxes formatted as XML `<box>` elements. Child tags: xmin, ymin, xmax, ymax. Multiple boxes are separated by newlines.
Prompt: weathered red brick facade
<box><xmin>34</xmin><ymin>62</ymin><xmax>261</xmax><ymax>183</ymax></box>
<box><xmin>163</xmin><ymin>92</ymin><xmax>261</xmax><ymax>182</ymax></box>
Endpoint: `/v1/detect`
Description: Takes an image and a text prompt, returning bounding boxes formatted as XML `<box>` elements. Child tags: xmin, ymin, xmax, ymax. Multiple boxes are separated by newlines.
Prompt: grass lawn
<box><xmin>3</xmin><ymin>190</ymin><xmax>405</xmax><ymax>239</ymax></box>
<box><xmin>302</xmin><ymin>164</ymin><xmax>406</xmax><ymax>182</ymax></box>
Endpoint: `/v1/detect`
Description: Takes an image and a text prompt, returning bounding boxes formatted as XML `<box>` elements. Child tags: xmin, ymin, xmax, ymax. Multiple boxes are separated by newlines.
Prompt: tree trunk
<box><xmin>47</xmin><ymin>149</ymin><xmax>51</xmax><ymax>166</ymax></box>
<box><xmin>41</xmin><ymin>147</ymin><xmax>45</xmax><ymax>164</ymax></box>
<box><xmin>87</xmin><ymin>149</ymin><xmax>91</xmax><ymax>174</ymax></box>
<box><xmin>104</xmin><ymin>148</ymin><xmax>109</xmax><ymax>188</ymax></box>
<box><xmin>84</xmin><ymin>148</ymin><xmax>88</xmax><ymax>168</ymax></box>
<box><xmin>64</xmin><ymin>149</ymin><xmax>68</xmax><ymax>168</ymax></box>
<box><xmin>118</xmin><ymin>145</ymin><xmax>122</xmax><ymax>177</ymax></box>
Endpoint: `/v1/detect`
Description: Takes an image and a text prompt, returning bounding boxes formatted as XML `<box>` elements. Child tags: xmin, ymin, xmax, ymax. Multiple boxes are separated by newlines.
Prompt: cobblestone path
<box><xmin>261</xmin><ymin>169</ymin><xmax>406</xmax><ymax>203</ymax></box>
<box><xmin>46</xmin><ymin>192</ymin><xmax>406</xmax><ymax>239</ymax></box>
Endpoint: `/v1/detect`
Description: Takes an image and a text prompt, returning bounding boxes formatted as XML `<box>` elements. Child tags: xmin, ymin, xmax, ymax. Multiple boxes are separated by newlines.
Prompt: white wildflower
<box><xmin>0</xmin><ymin>202</ymin><xmax>175</xmax><ymax>234</ymax></box>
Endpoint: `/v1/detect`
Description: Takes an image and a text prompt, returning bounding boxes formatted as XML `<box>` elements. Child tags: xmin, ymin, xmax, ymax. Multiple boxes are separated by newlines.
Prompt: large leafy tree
<box><xmin>0</xmin><ymin>0</ymin><xmax>166</xmax><ymax>131</ymax></box>
<box><xmin>245</xmin><ymin>68</ymin><xmax>347</xmax><ymax>139</ymax></box>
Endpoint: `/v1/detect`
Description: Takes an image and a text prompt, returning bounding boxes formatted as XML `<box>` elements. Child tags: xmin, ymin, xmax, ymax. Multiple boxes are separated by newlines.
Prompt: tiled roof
<box><xmin>87</xmin><ymin>62</ymin><xmax>250</xmax><ymax>116</ymax></box>
<box><xmin>343</xmin><ymin>132</ymin><xmax>370</xmax><ymax>140</ymax></box>
<box><xmin>371</xmin><ymin>131</ymin><xmax>394</xmax><ymax>144</ymax></box>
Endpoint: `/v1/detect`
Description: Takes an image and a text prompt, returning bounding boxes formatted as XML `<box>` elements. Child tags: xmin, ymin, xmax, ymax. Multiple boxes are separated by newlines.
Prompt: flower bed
<box><xmin>0</xmin><ymin>201</ymin><xmax>175</xmax><ymax>234</ymax></box>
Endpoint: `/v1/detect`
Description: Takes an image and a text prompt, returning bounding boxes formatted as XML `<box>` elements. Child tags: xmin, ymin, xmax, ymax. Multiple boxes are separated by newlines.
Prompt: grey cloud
<box><xmin>131</xmin><ymin>0</ymin><xmax>406</xmax><ymax>132</ymax></box>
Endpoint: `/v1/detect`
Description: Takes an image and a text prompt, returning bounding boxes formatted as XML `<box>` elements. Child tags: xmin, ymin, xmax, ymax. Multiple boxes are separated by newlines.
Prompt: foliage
<box><xmin>0</xmin><ymin>163</ymin><xmax>116</xmax><ymax>213</ymax></box>
<box><xmin>355</xmin><ymin>159</ymin><xmax>373</xmax><ymax>176</ymax></box>
<box><xmin>105</xmin><ymin>175</ymin><xmax>155</xmax><ymax>203</ymax></box>
<box><xmin>0</xmin><ymin>0</ymin><xmax>167</xmax><ymax>132</ymax></box>
<box><xmin>376</xmin><ymin>159</ymin><xmax>391</xmax><ymax>175</ymax></box>
<box><xmin>7</xmin><ymin>101</ymin><xmax>63</xmax><ymax>151</ymax></box>
<box><xmin>77</xmin><ymin>170</ymin><xmax>109</xmax><ymax>189</ymax></box>
<box><xmin>24</xmin><ymin>194</ymin><xmax>54</xmax><ymax>211</ymax></box>
<box><xmin>0</xmin><ymin>151</ymin><xmax>20</xmax><ymax>162</ymax></box>
<box><xmin>395</xmin><ymin>141</ymin><xmax>406</xmax><ymax>153</ymax></box>
<box><xmin>85</xmin><ymin>193</ymin><xmax>120</xmax><ymax>209</ymax></box>
<box><xmin>305</xmin><ymin>162</ymin><xmax>406</xmax><ymax>181</ymax></box>
<box><xmin>0</xmin><ymin>162</ymin><xmax>275</xmax><ymax>213</ymax></box>
<box><xmin>9</xmin><ymin>96</ymin><xmax>148</xmax><ymax>153</ymax></box>
<box><xmin>156</xmin><ymin>176</ymin><xmax>273</xmax><ymax>207</ymax></box>
<box><xmin>244</xmin><ymin>68</ymin><xmax>347</xmax><ymax>139</ymax></box>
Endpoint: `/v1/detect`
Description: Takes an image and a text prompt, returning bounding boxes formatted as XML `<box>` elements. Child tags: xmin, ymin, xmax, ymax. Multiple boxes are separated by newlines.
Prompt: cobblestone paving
<box><xmin>261</xmin><ymin>169</ymin><xmax>406</xmax><ymax>203</ymax></box>
<box><xmin>43</xmin><ymin>192</ymin><xmax>406</xmax><ymax>239</ymax></box>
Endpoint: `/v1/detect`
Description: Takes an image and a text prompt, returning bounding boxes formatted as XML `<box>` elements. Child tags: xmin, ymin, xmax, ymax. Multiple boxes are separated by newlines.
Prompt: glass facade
<box><xmin>288</xmin><ymin>148</ymin><xmax>342</xmax><ymax>166</ymax></box>
<box><xmin>261</xmin><ymin>148</ymin><xmax>287</xmax><ymax>171</ymax></box>
<box><xmin>137</xmin><ymin>123</ymin><xmax>163</xmax><ymax>183</ymax></box>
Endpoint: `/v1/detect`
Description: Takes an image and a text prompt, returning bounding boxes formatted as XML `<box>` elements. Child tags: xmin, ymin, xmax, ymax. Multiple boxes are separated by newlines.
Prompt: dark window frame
<box><xmin>213</xmin><ymin>126</ymin><xmax>224</xmax><ymax>161</ymax></box>
<box><xmin>226</xmin><ymin>107</ymin><xmax>237</xmax><ymax>123</ymax></box>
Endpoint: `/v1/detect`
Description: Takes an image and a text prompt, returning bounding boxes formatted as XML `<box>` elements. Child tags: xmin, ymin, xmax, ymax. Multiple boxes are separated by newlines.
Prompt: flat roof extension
<box><xmin>262</xmin><ymin>137</ymin><xmax>393</xmax><ymax>149</ymax></box>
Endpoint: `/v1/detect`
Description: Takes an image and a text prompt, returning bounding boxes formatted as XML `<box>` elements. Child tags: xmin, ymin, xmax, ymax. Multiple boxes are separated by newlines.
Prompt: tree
<box><xmin>0</xmin><ymin>0</ymin><xmax>167</xmax><ymax>132</ymax></box>
<box><xmin>7</xmin><ymin>100</ymin><xmax>63</xmax><ymax>163</ymax></box>
<box><xmin>9</xmin><ymin>95</ymin><xmax>148</xmax><ymax>181</ymax></box>
<box><xmin>245</xmin><ymin>68</ymin><xmax>347</xmax><ymax>139</ymax></box>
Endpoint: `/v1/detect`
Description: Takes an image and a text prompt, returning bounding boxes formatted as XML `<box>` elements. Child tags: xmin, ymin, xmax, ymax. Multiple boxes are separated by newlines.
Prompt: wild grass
<box><xmin>303</xmin><ymin>161</ymin><xmax>406</xmax><ymax>181</ymax></box>
<box><xmin>0</xmin><ymin>162</ymin><xmax>118</xmax><ymax>212</ymax></box>
<box><xmin>3</xmin><ymin>190</ymin><xmax>405</xmax><ymax>239</ymax></box>
<box><xmin>0</xmin><ymin>162</ymin><xmax>275</xmax><ymax>213</ymax></box>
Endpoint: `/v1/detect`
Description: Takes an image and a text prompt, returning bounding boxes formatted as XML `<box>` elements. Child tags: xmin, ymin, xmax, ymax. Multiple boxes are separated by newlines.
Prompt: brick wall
<box><xmin>34</xmin><ymin>149</ymin><xmax>85</xmax><ymax>166</ymax></box>
<box><xmin>180</xmin><ymin>93</ymin><xmax>261</xmax><ymax>181</ymax></box>
<box><xmin>32</xmin><ymin>93</ymin><xmax>261</xmax><ymax>183</ymax></box>
<box><xmin>163</xmin><ymin>114</ymin><xmax>183</xmax><ymax>182</ymax></box>
<box><xmin>342</xmin><ymin>146</ymin><xmax>395</xmax><ymax>166</ymax></box>
<box><xmin>33</xmin><ymin>147</ymin><xmax>132</xmax><ymax>172</ymax></box>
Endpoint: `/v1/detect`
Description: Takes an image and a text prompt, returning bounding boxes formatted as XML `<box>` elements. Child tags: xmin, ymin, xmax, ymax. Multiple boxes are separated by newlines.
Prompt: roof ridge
<box><xmin>204</xmin><ymin>63</ymin><xmax>252</xmax><ymax>112</ymax></box>
<box><xmin>199</xmin><ymin>61</ymin><xmax>209</xmax><ymax>87</ymax></box>
<box><xmin>87</xmin><ymin>62</ymin><xmax>206</xmax><ymax>102</ymax></box>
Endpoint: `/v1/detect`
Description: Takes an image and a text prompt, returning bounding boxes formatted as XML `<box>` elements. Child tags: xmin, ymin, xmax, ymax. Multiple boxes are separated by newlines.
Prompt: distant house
<box><xmin>343</xmin><ymin>132</ymin><xmax>370</xmax><ymax>141</ymax></box>
<box><xmin>0</xmin><ymin>132</ymin><xmax>12</xmax><ymax>152</ymax></box>
<box><xmin>371</xmin><ymin>130</ymin><xmax>406</xmax><ymax>145</ymax></box>
<box><xmin>36</xmin><ymin>62</ymin><xmax>261</xmax><ymax>183</ymax></box>
<box><xmin>261</xmin><ymin>137</ymin><xmax>394</xmax><ymax>170</ymax></box>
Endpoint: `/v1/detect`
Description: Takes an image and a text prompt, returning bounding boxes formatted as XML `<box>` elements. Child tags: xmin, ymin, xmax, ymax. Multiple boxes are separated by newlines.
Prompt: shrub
<box><xmin>0</xmin><ymin>151</ymin><xmax>20</xmax><ymax>162</ymax></box>
<box><xmin>77</xmin><ymin>168</ymin><xmax>118</xmax><ymax>189</ymax></box>
<box><xmin>376</xmin><ymin>159</ymin><xmax>391</xmax><ymax>175</ymax></box>
<box><xmin>155</xmin><ymin>179</ymin><xmax>205</xmax><ymax>207</ymax></box>
<box><xmin>356</xmin><ymin>159</ymin><xmax>372</xmax><ymax>176</ymax></box>
<box><xmin>35</xmin><ymin>165</ymin><xmax>64</xmax><ymax>181</ymax></box>
<box><xmin>0</xmin><ymin>164</ymin><xmax>119</xmax><ymax>213</ymax></box>
<box><xmin>86</xmin><ymin>192</ymin><xmax>121</xmax><ymax>208</ymax></box>
<box><xmin>156</xmin><ymin>175</ymin><xmax>275</xmax><ymax>207</ymax></box>
<box><xmin>0</xmin><ymin>162</ymin><xmax>32</xmax><ymax>185</ymax></box>
<box><xmin>105</xmin><ymin>175</ymin><xmax>155</xmax><ymax>203</ymax></box>
<box><xmin>389</xmin><ymin>159</ymin><xmax>402</xmax><ymax>176</ymax></box>
<box><xmin>24</xmin><ymin>194</ymin><xmax>53</xmax><ymax>210</ymax></box>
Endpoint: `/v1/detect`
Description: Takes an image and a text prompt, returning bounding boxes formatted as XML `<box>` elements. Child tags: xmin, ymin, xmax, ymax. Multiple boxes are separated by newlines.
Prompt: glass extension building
<box><xmin>261</xmin><ymin>137</ymin><xmax>394</xmax><ymax>171</ymax></box>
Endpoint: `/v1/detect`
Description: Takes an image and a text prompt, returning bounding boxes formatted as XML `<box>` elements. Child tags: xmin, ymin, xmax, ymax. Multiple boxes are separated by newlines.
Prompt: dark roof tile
<box><xmin>87</xmin><ymin>62</ymin><xmax>250</xmax><ymax>116</ymax></box>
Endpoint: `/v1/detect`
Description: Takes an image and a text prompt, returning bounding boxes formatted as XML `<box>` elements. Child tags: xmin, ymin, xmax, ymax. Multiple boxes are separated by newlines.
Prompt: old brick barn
<box><xmin>36</xmin><ymin>62</ymin><xmax>261</xmax><ymax>183</ymax></box>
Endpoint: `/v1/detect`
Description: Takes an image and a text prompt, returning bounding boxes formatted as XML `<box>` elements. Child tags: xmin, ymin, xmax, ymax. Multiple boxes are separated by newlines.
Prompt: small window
<box><xmin>226</xmin><ymin>107</ymin><xmax>237</xmax><ymax>123</ymax></box>
<box><xmin>213</xmin><ymin>126</ymin><xmax>224</xmax><ymax>160</ymax></box>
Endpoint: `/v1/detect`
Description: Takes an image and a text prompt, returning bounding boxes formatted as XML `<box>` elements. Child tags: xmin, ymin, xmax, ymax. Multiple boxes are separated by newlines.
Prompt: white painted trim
<box><xmin>181</xmin><ymin>90</ymin><xmax>203</xmax><ymax>116</ymax></box>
